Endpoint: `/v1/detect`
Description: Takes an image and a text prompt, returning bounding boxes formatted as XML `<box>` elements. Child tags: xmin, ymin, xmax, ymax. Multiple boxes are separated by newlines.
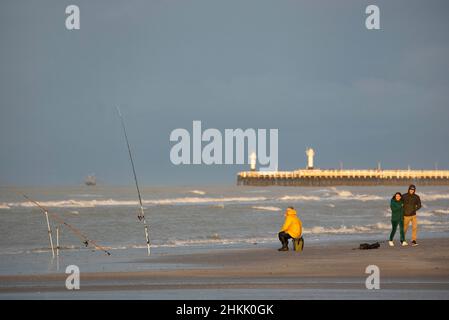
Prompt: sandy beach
<box><xmin>1</xmin><ymin>237</ymin><xmax>449</xmax><ymax>299</ymax></box>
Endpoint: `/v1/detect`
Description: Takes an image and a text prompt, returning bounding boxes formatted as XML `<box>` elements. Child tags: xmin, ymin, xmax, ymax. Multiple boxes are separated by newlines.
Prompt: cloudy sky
<box><xmin>1</xmin><ymin>0</ymin><xmax>448</xmax><ymax>186</ymax></box>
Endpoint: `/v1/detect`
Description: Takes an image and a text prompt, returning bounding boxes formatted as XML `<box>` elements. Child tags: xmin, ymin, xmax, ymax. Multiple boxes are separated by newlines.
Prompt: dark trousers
<box><xmin>278</xmin><ymin>231</ymin><xmax>292</xmax><ymax>248</ymax></box>
<box><xmin>390</xmin><ymin>219</ymin><xmax>405</xmax><ymax>242</ymax></box>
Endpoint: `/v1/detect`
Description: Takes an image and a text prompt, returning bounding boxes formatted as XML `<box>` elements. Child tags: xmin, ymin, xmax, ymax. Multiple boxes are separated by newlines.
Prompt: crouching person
<box><xmin>278</xmin><ymin>207</ymin><xmax>303</xmax><ymax>252</ymax></box>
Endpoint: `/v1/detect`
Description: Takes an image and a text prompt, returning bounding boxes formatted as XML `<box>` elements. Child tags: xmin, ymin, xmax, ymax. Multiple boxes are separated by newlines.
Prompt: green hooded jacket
<box><xmin>390</xmin><ymin>198</ymin><xmax>404</xmax><ymax>221</ymax></box>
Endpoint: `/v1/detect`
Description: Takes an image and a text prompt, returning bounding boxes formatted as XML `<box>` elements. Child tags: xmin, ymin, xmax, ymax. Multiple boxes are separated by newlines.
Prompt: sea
<box><xmin>0</xmin><ymin>185</ymin><xmax>449</xmax><ymax>277</ymax></box>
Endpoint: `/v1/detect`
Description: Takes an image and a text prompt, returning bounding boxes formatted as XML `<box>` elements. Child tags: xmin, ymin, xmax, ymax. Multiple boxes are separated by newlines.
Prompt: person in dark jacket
<box><xmin>389</xmin><ymin>192</ymin><xmax>405</xmax><ymax>247</ymax></box>
<box><xmin>402</xmin><ymin>184</ymin><xmax>421</xmax><ymax>246</ymax></box>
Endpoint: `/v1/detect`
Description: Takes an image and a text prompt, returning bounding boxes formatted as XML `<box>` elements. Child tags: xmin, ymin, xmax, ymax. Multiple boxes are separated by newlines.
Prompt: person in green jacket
<box><xmin>389</xmin><ymin>192</ymin><xmax>406</xmax><ymax>247</ymax></box>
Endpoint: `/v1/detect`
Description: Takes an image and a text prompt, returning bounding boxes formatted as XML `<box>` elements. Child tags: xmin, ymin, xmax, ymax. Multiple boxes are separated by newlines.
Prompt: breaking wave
<box><xmin>0</xmin><ymin>203</ymin><xmax>10</xmax><ymax>209</ymax></box>
<box><xmin>189</xmin><ymin>190</ymin><xmax>206</xmax><ymax>195</ymax></box>
<box><xmin>420</xmin><ymin>193</ymin><xmax>449</xmax><ymax>201</ymax></box>
<box><xmin>416</xmin><ymin>211</ymin><xmax>434</xmax><ymax>217</ymax></box>
<box><xmin>433</xmin><ymin>209</ymin><xmax>449</xmax><ymax>215</ymax></box>
<box><xmin>305</xmin><ymin>222</ymin><xmax>391</xmax><ymax>235</ymax></box>
<box><xmin>307</xmin><ymin>221</ymin><xmax>449</xmax><ymax>235</ymax></box>
<box><xmin>2</xmin><ymin>189</ymin><xmax>447</xmax><ymax>210</ymax></box>
<box><xmin>5</xmin><ymin>196</ymin><xmax>268</xmax><ymax>209</ymax></box>
<box><xmin>278</xmin><ymin>195</ymin><xmax>321</xmax><ymax>201</ymax></box>
<box><xmin>252</xmin><ymin>206</ymin><xmax>282</xmax><ymax>212</ymax></box>
<box><xmin>329</xmin><ymin>189</ymin><xmax>385</xmax><ymax>201</ymax></box>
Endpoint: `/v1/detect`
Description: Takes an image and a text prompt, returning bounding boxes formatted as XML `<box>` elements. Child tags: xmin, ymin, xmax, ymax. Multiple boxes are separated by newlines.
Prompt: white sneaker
<box><xmin>388</xmin><ymin>241</ymin><xmax>394</xmax><ymax>247</ymax></box>
<box><xmin>401</xmin><ymin>241</ymin><xmax>408</xmax><ymax>246</ymax></box>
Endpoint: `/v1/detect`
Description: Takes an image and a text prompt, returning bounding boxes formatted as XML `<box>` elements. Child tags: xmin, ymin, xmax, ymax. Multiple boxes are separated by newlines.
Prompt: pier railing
<box><xmin>237</xmin><ymin>169</ymin><xmax>449</xmax><ymax>186</ymax></box>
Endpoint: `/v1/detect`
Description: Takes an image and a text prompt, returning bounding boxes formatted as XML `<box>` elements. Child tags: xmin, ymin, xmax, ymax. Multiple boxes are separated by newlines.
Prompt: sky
<box><xmin>1</xmin><ymin>0</ymin><xmax>449</xmax><ymax>186</ymax></box>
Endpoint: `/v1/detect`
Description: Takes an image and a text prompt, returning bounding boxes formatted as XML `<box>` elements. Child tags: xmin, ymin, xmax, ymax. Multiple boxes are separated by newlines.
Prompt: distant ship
<box><xmin>84</xmin><ymin>175</ymin><xmax>96</xmax><ymax>186</ymax></box>
<box><xmin>238</xmin><ymin>148</ymin><xmax>449</xmax><ymax>186</ymax></box>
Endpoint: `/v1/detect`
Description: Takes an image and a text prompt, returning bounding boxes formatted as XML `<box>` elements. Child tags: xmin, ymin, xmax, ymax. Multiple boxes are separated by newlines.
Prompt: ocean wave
<box><xmin>162</xmin><ymin>237</ymin><xmax>275</xmax><ymax>247</ymax></box>
<box><xmin>305</xmin><ymin>222</ymin><xmax>392</xmax><ymax>235</ymax></box>
<box><xmin>68</xmin><ymin>194</ymin><xmax>103</xmax><ymax>198</ymax></box>
<box><xmin>433</xmin><ymin>209</ymin><xmax>449</xmax><ymax>215</ymax></box>
<box><xmin>417</xmin><ymin>211</ymin><xmax>434</xmax><ymax>217</ymax></box>
<box><xmin>306</xmin><ymin>225</ymin><xmax>370</xmax><ymax>235</ymax></box>
<box><xmin>0</xmin><ymin>235</ymin><xmax>276</xmax><ymax>256</ymax></box>
<box><xmin>189</xmin><ymin>190</ymin><xmax>206</xmax><ymax>195</ymax></box>
<box><xmin>2</xmin><ymin>218</ymin><xmax>448</xmax><ymax>255</ymax></box>
<box><xmin>383</xmin><ymin>209</ymin><xmax>391</xmax><ymax>217</ymax></box>
<box><xmin>418</xmin><ymin>219</ymin><xmax>442</xmax><ymax>226</ymax></box>
<box><xmin>6</xmin><ymin>196</ymin><xmax>268</xmax><ymax>209</ymax></box>
<box><xmin>119</xmin><ymin>237</ymin><xmax>276</xmax><ymax>250</ymax></box>
<box><xmin>244</xmin><ymin>190</ymin><xmax>269</xmax><ymax>194</ymax></box>
<box><xmin>3</xmin><ymin>190</ymin><xmax>447</xmax><ymax>211</ymax></box>
<box><xmin>310</xmin><ymin>189</ymin><xmax>333</xmax><ymax>193</ymax></box>
<box><xmin>384</xmin><ymin>209</ymin><xmax>446</xmax><ymax>218</ymax></box>
<box><xmin>420</xmin><ymin>193</ymin><xmax>449</xmax><ymax>201</ymax></box>
<box><xmin>0</xmin><ymin>203</ymin><xmax>10</xmax><ymax>209</ymax></box>
<box><xmin>278</xmin><ymin>195</ymin><xmax>321</xmax><ymax>201</ymax></box>
<box><xmin>252</xmin><ymin>206</ymin><xmax>282</xmax><ymax>212</ymax></box>
<box><xmin>420</xmin><ymin>225</ymin><xmax>449</xmax><ymax>230</ymax></box>
<box><xmin>329</xmin><ymin>189</ymin><xmax>385</xmax><ymax>201</ymax></box>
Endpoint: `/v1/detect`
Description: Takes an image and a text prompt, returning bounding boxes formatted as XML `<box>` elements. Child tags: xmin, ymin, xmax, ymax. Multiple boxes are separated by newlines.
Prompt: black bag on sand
<box><xmin>359</xmin><ymin>242</ymin><xmax>380</xmax><ymax>250</ymax></box>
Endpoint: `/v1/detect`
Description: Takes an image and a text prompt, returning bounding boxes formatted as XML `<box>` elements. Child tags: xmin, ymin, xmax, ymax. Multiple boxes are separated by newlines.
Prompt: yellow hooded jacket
<box><xmin>280</xmin><ymin>208</ymin><xmax>302</xmax><ymax>239</ymax></box>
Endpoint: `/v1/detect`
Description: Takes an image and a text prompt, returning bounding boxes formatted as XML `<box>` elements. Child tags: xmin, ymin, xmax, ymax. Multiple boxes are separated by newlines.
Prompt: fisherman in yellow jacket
<box><xmin>278</xmin><ymin>207</ymin><xmax>302</xmax><ymax>251</ymax></box>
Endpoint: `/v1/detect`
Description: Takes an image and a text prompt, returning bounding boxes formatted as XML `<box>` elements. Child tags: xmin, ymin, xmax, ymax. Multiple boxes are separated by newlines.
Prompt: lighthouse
<box><xmin>306</xmin><ymin>148</ymin><xmax>315</xmax><ymax>170</ymax></box>
<box><xmin>250</xmin><ymin>151</ymin><xmax>257</xmax><ymax>171</ymax></box>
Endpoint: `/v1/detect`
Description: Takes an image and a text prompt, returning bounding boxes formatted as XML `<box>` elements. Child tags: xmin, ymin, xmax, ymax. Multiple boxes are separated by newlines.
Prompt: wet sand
<box><xmin>1</xmin><ymin>238</ymin><xmax>449</xmax><ymax>299</ymax></box>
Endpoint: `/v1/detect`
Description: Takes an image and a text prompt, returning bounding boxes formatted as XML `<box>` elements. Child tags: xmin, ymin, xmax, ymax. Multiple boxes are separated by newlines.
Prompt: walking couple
<box><xmin>389</xmin><ymin>184</ymin><xmax>422</xmax><ymax>247</ymax></box>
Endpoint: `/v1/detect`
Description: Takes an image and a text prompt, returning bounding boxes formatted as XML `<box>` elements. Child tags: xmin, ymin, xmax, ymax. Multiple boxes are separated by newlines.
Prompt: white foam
<box><xmin>189</xmin><ymin>190</ymin><xmax>206</xmax><ymax>195</ymax></box>
<box><xmin>433</xmin><ymin>209</ymin><xmax>449</xmax><ymax>215</ymax></box>
<box><xmin>124</xmin><ymin>237</ymin><xmax>275</xmax><ymax>249</ymax></box>
<box><xmin>336</xmin><ymin>190</ymin><xmax>353</xmax><ymax>198</ymax></box>
<box><xmin>306</xmin><ymin>225</ymin><xmax>371</xmax><ymax>235</ymax></box>
<box><xmin>373</xmin><ymin>222</ymin><xmax>392</xmax><ymax>230</ymax></box>
<box><xmin>7</xmin><ymin>196</ymin><xmax>268</xmax><ymax>209</ymax></box>
<box><xmin>420</xmin><ymin>193</ymin><xmax>449</xmax><ymax>201</ymax></box>
<box><xmin>147</xmin><ymin>196</ymin><xmax>267</xmax><ymax>206</ymax></box>
<box><xmin>252</xmin><ymin>206</ymin><xmax>282</xmax><ymax>212</ymax></box>
<box><xmin>305</xmin><ymin>222</ymin><xmax>391</xmax><ymax>235</ymax></box>
<box><xmin>0</xmin><ymin>203</ymin><xmax>10</xmax><ymax>209</ymax></box>
<box><xmin>244</xmin><ymin>190</ymin><xmax>269</xmax><ymax>194</ymax></box>
<box><xmin>418</xmin><ymin>219</ymin><xmax>442</xmax><ymax>226</ymax></box>
<box><xmin>417</xmin><ymin>211</ymin><xmax>433</xmax><ymax>217</ymax></box>
<box><xmin>329</xmin><ymin>189</ymin><xmax>385</xmax><ymax>201</ymax></box>
<box><xmin>163</xmin><ymin>237</ymin><xmax>274</xmax><ymax>247</ymax></box>
<box><xmin>278</xmin><ymin>195</ymin><xmax>321</xmax><ymax>201</ymax></box>
<box><xmin>69</xmin><ymin>194</ymin><xmax>102</xmax><ymax>198</ymax></box>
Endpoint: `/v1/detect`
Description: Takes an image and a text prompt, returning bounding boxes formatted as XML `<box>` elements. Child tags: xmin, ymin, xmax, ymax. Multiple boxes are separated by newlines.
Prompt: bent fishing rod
<box><xmin>117</xmin><ymin>107</ymin><xmax>151</xmax><ymax>256</ymax></box>
<box><xmin>23</xmin><ymin>194</ymin><xmax>111</xmax><ymax>256</ymax></box>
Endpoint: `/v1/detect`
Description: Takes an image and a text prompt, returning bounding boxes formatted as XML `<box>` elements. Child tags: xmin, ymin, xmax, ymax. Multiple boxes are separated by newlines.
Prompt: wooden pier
<box><xmin>237</xmin><ymin>169</ymin><xmax>449</xmax><ymax>186</ymax></box>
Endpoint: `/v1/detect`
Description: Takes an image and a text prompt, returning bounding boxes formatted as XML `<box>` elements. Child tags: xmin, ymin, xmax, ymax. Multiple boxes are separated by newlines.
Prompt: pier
<box><xmin>237</xmin><ymin>169</ymin><xmax>449</xmax><ymax>186</ymax></box>
<box><xmin>237</xmin><ymin>148</ymin><xmax>449</xmax><ymax>186</ymax></box>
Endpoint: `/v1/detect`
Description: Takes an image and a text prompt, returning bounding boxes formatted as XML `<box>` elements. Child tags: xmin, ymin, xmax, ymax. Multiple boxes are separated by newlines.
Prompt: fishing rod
<box><xmin>116</xmin><ymin>107</ymin><xmax>151</xmax><ymax>256</ymax></box>
<box><xmin>23</xmin><ymin>194</ymin><xmax>111</xmax><ymax>256</ymax></box>
<box><xmin>34</xmin><ymin>198</ymin><xmax>55</xmax><ymax>258</ymax></box>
